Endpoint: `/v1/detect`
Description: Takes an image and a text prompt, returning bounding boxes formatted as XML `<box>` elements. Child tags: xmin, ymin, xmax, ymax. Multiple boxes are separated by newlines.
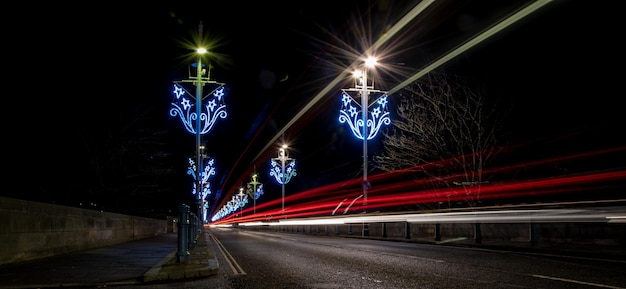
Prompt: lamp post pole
<box><xmin>270</xmin><ymin>144</ymin><xmax>296</xmax><ymax>215</ymax></box>
<box><xmin>361</xmin><ymin>64</ymin><xmax>369</xmax><ymax>211</ymax></box>
<box><xmin>281</xmin><ymin>149</ymin><xmax>286</xmax><ymax>213</ymax></box>
<box><xmin>338</xmin><ymin>57</ymin><xmax>390</xmax><ymax>237</ymax></box>
<box><xmin>237</xmin><ymin>188</ymin><xmax>246</xmax><ymax>217</ymax></box>
<box><xmin>278</xmin><ymin>147</ymin><xmax>288</xmax><ymax>214</ymax></box>
<box><xmin>247</xmin><ymin>172</ymin><xmax>262</xmax><ymax>215</ymax></box>
<box><xmin>194</xmin><ymin>51</ymin><xmax>203</xmax><ymax>226</ymax></box>
<box><xmin>170</xmin><ymin>22</ymin><xmax>227</xmax><ymax>228</ymax></box>
<box><xmin>359</xmin><ymin>64</ymin><xmax>370</xmax><ymax>237</ymax></box>
<box><xmin>198</xmin><ymin>144</ymin><xmax>207</xmax><ymax>222</ymax></box>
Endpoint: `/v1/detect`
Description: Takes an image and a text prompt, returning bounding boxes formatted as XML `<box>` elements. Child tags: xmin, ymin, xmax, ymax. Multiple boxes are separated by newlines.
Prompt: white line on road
<box><xmin>210</xmin><ymin>232</ymin><xmax>247</xmax><ymax>276</ymax></box>
<box><xmin>532</xmin><ymin>274</ymin><xmax>625</xmax><ymax>289</ymax></box>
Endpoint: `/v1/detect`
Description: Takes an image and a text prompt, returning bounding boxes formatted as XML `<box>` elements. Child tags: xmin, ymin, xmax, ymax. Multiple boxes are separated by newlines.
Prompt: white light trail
<box><xmin>216</xmin><ymin>207</ymin><xmax>626</xmax><ymax>227</ymax></box>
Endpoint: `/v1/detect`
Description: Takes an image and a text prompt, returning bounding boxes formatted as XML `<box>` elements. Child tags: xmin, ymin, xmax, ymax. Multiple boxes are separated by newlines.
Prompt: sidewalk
<box><xmin>0</xmin><ymin>229</ymin><xmax>219</xmax><ymax>289</ymax></box>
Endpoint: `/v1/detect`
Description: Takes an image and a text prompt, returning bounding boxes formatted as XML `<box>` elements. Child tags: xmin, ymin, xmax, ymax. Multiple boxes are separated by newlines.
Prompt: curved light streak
<box><xmin>252</xmin><ymin>0</ymin><xmax>552</xmax><ymax>160</ymax></box>
<box><xmin>225</xmin><ymin>206</ymin><xmax>626</xmax><ymax>227</ymax></box>
<box><xmin>219</xmin><ymin>0</ymin><xmax>554</xmax><ymax>219</ymax></box>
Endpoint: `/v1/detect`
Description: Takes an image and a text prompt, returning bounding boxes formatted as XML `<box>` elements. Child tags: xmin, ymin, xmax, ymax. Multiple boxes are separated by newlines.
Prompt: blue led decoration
<box><xmin>211</xmin><ymin>171</ymin><xmax>265</xmax><ymax>222</ymax></box>
<box><xmin>231</xmin><ymin>189</ymin><xmax>248</xmax><ymax>213</ymax></box>
<box><xmin>339</xmin><ymin>60</ymin><xmax>390</xmax><ymax>225</ymax></box>
<box><xmin>252</xmin><ymin>184</ymin><xmax>264</xmax><ymax>200</ymax></box>
<box><xmin>270</xmin><ymin>147</ymin><xmax>297</xmax><ymax>185</ymax></box>
<box><xmin>171</xmin><ymin>84</ymin><xmax>227</xmax><ymax>135</ymax></box>
<box><xmin>339</xmin><ymin>91</ymin><xmax>391</xmax><ymax>140</ymax></box>
<box><xmin>270</xmin><ymin>146</ymin><xmax>296</xmax><ymax>213</ymax></box>
<box><xmin>210</xmin><ymin>190</ymin><xmax>248</xmax><ymax>222</ymax></box>
<box><xmin>170</xmin><ymin>27</ymin><xmax>228</xmax><ymax>224</ymax></box>
<box><xmin>247</xmin><ymin>173</ymin><xmax>264</xmax><ymax>200</ymax></box>
<box><xmin>203</xmin><ymin>201</ymin><xmax>209</xmax><ymax>222</ymax></box>
<box><xmin>187</xmin><ymin>157</ymin><xmax>216</xmax><ymax>199</ymax></box>
<box><xmin>236</xmin><ymin>188</ymin><xmax>248</xmax><ymax>209</ymax></box>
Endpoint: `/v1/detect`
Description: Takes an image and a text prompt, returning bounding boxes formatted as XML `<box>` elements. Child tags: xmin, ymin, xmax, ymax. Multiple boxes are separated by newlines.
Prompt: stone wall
<box><xmin>0</xmin><ymin>197</ymin><xmax>167</xmax><ymax>265</ymax></box>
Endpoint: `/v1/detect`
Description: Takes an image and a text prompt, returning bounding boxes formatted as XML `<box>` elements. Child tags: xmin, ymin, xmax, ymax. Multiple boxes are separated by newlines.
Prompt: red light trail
<box><xmin>211</xmin><ymin>145</ymin><xmax>626</xmax><ymax>225</ymax></box>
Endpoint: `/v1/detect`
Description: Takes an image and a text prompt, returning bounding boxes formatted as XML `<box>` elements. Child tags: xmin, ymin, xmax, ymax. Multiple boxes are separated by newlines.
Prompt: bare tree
<box><xmin>373</xmin><ymin>72</ymin><xmax>506</xmax><ymax>209</ymax></box>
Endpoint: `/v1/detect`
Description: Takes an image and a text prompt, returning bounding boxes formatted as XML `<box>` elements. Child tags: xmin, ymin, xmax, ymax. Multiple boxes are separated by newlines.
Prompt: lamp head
<box><xmin>364</xmin><ymin>56</ymin><xmax>377</xmax><ymax>67</ymax></box>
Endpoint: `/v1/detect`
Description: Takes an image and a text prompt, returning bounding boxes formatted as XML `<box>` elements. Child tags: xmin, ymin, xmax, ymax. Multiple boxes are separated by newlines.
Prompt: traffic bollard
<box><xmin>176</xmin><ymin>204</ymin><xmax>190</xmax><ymax>262</ymax></box>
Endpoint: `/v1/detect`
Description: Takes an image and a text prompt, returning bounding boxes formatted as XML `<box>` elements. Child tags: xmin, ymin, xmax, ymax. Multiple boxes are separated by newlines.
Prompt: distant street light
<box><xmin>270</xmin><ymin>144</ymin><xmax>297</xmax><ymax>214</ymax></box>
<box><xmin>246</xmin><ymin>170</ymin><xmax>264</xmax><ymax>215</ymax></box>
<box><xmin>338</xmin><ymin>56</ymin><xmax>390</xmax><ymax>236</ymax></box>
<box><xmin>170</xmin><ymin>23</ymin><xmax>227</xmax><ymax>227</ymax></box>
<box><xmin>236</xmin><ymin>188</ymin><xmax>247</xmax><ymax>217</ymax></box>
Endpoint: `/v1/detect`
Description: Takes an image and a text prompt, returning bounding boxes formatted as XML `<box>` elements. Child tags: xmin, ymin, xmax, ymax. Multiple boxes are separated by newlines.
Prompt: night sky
<box><xmin>5</xmin><ymin>1</ymin><xmax>624</xmax><ymax>218</ymax></box>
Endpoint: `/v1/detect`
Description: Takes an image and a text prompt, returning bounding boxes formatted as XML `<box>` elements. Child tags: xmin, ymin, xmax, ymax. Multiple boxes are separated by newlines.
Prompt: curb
<box><xmin>143</xmin><ymin>231</ymin><xmax>219</xmax><ymax>283</ymax></box>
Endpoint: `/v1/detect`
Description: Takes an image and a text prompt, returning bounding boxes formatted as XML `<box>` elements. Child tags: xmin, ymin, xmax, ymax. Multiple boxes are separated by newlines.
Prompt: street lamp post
<box><xmin>270</xmin><ymin>144</ymin><xmax>297</xmax><ymax>214</ymax></box>
<box><xmin>237</xmin><ymin>188</ymin><xmax>247</xmax><ymax>217</ymax></box>
<box><xmin>360</xmin><ymin>61</ymin><xmax>369</xmax><ymax>210</ymax></box>
<box><xmin>246</xmin><ymin>170</ymin><xmax>263</xmax><ymax>215</ymax></box>
<box><xmin>170</xmin><ymin>23</ymin><xmax>227</xmax><ymax>229</ymax></box>
<box><xmin>193</xmin><ymin>49</ymin><xmax>203</xmax><ymax>224</ymax></box>
<box><xmin>338</xmin><ymin>56</ymin><xmax>390</xmax><ymax>236</ymax></box>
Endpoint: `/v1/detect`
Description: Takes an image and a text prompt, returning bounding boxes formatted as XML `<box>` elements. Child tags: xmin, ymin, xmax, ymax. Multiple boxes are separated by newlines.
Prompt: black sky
<box><xmin>6</xmin><ymin>1</ymin><xmax>624</xmax><ymax>217</ymax></box>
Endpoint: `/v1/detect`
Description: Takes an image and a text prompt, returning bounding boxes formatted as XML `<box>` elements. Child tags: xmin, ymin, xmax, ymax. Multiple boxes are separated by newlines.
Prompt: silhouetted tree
<box><xmin>373</xmin><ymin>72</ymin><xmax>506</xmax><ymax>209</ymax></box>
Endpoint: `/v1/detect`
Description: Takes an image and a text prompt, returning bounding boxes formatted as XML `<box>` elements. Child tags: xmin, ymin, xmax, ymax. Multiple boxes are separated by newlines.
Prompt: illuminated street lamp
<box><xmin>236</xmin><ymin>188</ymin><xmax>247</xmax><ymax>217</ymax></box>
<box><xmin>246</xmin><ymin>169</ymin><xmax>264</xmax><ymax>215</ymax></box>
<box><xmin>170</xmin><ymin>23</ymin><xmax>227</xmax><ymax>227</ymax></box>
<box><xmin>209</xmin><ymin>174</ymin><xmax>260</xmax><ymax>222</ymax></box>
<box><xmin>338</xmin><ymin>56</ymin><xmax>390</xmax><ymax>236</ymax></box>
<box><xmin>270</xmin><ymin>144</ymin><xmax>297</xmax><ymax>214</ymax></box>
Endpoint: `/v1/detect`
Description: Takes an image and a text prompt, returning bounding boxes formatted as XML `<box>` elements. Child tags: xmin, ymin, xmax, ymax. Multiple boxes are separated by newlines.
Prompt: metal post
<box><xmin>435</xmin><ymin>223</ymin><xmax>441</xmax><ymax>242</ymax></box>
<box><xmin>474</xmin><ymin>223</ymin><xmax>483</xmax><ymax>244</ymax></box>
<box><xmin>191</xmin><ymin>213</ymin><xmax>198</xmax><ymax>246</ymax></box>
<box><xmin>195</xmin><ymin>50</ymin><xmax>204</xmax><ymax>229</ymax></box>
<box><xmin>281</xmin><ymin>156</ymin><xmax>286</xmax><ymax>213</ymax></box>
<box><xmin>339</xmin><ymin>57</ymin><xmax>389</xmax><ymax>236</ymax></box>
<box><xmin>236</xmin><ymin>188</ymin><xmax>246</xmax><ymax>219</ymax></box>
<box><xmin>405</xmin><ymin>221</ymin><xmax>411</xmax><ymax>239</ymax></box>
<box><xmin>248</xmin><ymin>172</ymin><xmax>261</xmax><ymax>215</ymax></box>
<box><xmin>530</xmin><ymin>223</ymin><xmax>538</xmax><ymax>247</ymax></box>
<box><xmin>361</xmin><ymin>66</ymin><xmax>370</xmax><ymax>237</ymax></box>
<box><xmin>270</xmin><ymin>143</ymin><xmax>295</xmax><ymax>217</ymax></box>
<box><xmin>169</xmin><ymin>22</ymin><xmax>227</xmax><ymax>226</ymax></box>
<box><xmin>361</xmin><ymin>66</ymin><xmax>368</xmax><ymax>209</ymax></box>
<box><xmin>176</xmin><ymin>204</ymin><xmax>190</xmax><ymax>263</ymax></box>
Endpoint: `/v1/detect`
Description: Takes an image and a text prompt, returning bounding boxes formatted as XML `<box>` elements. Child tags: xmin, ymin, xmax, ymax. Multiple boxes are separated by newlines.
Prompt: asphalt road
<box><xmin>118</xmin><ymin>227</ymin><xmax>626</xmax><ymax>289</ymax></box>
